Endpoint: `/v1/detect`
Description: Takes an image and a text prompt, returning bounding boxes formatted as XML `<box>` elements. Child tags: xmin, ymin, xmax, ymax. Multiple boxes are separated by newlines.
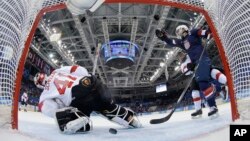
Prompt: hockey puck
<box><xmin>154</xmin><ymin>14</ymin><xmax>160</xmax><ymax>21</ymax></box>
<box><xmin>109</xmin><ymin>128</ymin><xmax>117</xmax><ymax>134</ymax></box>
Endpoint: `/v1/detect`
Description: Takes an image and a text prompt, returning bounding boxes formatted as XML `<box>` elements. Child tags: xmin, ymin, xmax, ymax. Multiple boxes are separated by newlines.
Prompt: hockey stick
<box><xmin>150</xmin><ymin>35</ymin><xmax>211</xmax><ymax>124</ymax></box>
<box><xmin>92</xmin><ymin>43</ymin><xmax>101</xmax><ymax>75</ymax></box>
<box><xmin>172</xmin><ymin>70</ymin><xmax>191</xmax><ymax>81</ymax></box>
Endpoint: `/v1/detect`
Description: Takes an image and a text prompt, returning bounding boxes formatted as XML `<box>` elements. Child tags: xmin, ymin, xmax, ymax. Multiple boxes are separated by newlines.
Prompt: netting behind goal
<box><xmin>0</xmin><ymin>0</ymin><xmax>250</xmax><ymax>129</ymax></box>
<box><xmin>0</xmin><ymin>0</ymin><xmax>67</xmax><ymax>128</ymax></box>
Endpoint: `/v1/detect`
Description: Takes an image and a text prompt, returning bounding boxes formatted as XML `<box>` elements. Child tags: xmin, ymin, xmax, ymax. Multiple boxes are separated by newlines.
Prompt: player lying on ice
<box><xmin>177</xmin><ymin>51</ymin><xmax>228</xmax><ymax>118</ymax></box>
<box><xmin>155</xmin><ymin>24</ymin><xmax>219</xmax><ymax>118</ymax></box>
<box><xmin>34</xmin><ymin>65</ymin><xmax>142</xmax><ymax>134</ymax></box>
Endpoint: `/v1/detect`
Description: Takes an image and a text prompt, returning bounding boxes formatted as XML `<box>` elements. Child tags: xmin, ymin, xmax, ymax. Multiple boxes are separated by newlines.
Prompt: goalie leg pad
<box><xmin>55</xmin><ymin>107</ymin><xmax>92</xmax><ymax>134</ymax></box>
<box><xmin>101</xmin><ymin>104</ymin><xmax>142</xmax><ymax>128</ymax></box>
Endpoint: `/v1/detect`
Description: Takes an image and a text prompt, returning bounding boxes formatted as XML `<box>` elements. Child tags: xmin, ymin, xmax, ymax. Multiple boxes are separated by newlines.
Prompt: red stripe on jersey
<box><xmin>197</xmin><ymin>29</ymin><xmax>209</xmax><ymax>36</ymax></box>
<box><xmin>193</xmin><ymin>97</ymin><xmax>201</xmax><ymax>102</ymax></box>
<box><xmin>70</xmin><ymin>65</ymin><xmax>78</xmax><ymax>73</ymax></box>
<box><xmin>38</xmin><ymin>101</ymin><xmax>44</xmax><ymax>112</ymax></box>
<box><xmin>197</xmin><ymin>29</ymin><xmax>202</xmax><ymax>36</ymax></box>
<box><xmin>216</xmin><ymin>72</ymin><xmax>222</xmax><ymax>80</ymax></box>
<box><xmin>203</xmin><ymin>85</ymin><xmax>214</xmax><ymax>97</ymax></box>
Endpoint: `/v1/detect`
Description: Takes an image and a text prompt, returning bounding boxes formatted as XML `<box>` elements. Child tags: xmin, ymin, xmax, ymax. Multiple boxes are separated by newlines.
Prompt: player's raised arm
<box><xmin>155</xmin><ymin>28</ymin><xmax>182</xmax><ymax>47</ymax></box>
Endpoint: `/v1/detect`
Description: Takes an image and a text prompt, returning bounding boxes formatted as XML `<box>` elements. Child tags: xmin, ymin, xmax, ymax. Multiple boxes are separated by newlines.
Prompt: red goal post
<box><xmin>1</xmin><ymin>0</ymin><xmax>249</xmax><ymax>130</ymax></box>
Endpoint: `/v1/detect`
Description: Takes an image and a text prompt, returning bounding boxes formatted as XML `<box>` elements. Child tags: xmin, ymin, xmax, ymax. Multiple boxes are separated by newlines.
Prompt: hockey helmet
<box><xmin>34</xmin><ymin>72</ymin><xmax>47</xmax><ymax>87</ymax></box>
<box><xmin>175</xmin><ymin>25</ymin><xmax>189</xmax><ymax>38</ymax></box>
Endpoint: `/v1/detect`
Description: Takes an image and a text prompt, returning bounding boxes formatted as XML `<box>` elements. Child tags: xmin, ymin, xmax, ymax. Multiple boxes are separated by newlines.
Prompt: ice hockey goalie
<box><xmin>34</xmin><ymin>65</ymin><xmax>141</xmax><ymax>134</ymax></box>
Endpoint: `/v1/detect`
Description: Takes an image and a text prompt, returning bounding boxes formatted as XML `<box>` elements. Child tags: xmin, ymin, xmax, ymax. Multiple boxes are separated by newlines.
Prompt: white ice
<box><xmin>1</xmin><ymin>103</ymin><xmax>249</xmax><ymax>141</ymax></box>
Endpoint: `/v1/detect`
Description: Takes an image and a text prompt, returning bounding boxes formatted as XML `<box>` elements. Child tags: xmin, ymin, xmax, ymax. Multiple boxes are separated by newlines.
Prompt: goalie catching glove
<box><xmin>55</xmin><ymin>107</ymin><xmax>93</xmax><ymax>134</ymax></box>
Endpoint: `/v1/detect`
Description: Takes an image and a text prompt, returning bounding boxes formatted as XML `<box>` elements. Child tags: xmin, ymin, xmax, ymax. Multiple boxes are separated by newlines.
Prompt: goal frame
<box><xmin>12</xmin><ymin>0</ymin><xmax>239</xmax><ymax>129</ymax></box>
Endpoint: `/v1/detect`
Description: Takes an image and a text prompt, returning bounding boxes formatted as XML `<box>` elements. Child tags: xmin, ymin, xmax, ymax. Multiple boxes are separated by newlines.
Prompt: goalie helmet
<box><xmin>34</xmin><ymin>72</ymin><xmax>48</xmax><ymax>89</ymax></box>
<box><xmin>175</xmin><ymin>25</ymin><xmax>189</xmax><ymax>38</ymax></box>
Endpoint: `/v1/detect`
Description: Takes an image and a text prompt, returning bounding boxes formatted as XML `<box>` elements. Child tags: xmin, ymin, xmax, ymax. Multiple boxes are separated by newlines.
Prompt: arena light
<box><xmin>57</xmin><ymin>39</ymin><xmax>62</xmax><ymax>45</ymax></box>
<box><xmin>49</xmin><ymin>53</ymin><xmax>54</xmax><ymax>58</ymax></box>
<box><xmin>174</xmin><ymin>66</ymin><xmax>180</xmax><ymax>71</ymax></box>
<box><xmin>160</xmin><ymin>62</ymin><xmax>165</xmax><ymax>67</ymax></box>
<box><xmin>49</xmin><ymin>33</ymin><xmax>61</xmax><ymax>42</ymax></box>
<box><xmin>165</xmin><ymin>54</ymin><xmax>169</xmax><ymax>59</ymax></box>
<box><xmin>49</xmin><ymin>27</ymin><xmax>62</xmax><ymax>42</ymax></box>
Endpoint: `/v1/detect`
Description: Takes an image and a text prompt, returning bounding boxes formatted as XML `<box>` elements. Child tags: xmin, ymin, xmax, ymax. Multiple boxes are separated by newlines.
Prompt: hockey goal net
<box><xmin>0</xmin><ymin>0</ymin><xmax>250</xmax><ymax>129</ymax></box>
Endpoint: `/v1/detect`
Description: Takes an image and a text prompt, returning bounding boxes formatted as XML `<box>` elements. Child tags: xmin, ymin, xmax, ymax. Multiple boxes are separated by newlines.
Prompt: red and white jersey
<box><xmin>39</xmin><ymin>65</ymin><xmax>90</xmax><ymax>117</ymax></box>
<box><xmin>21</xmin><ymin>92</ymin><xmax>28</xmax><ymax>102</ymax></box>
<box><xmin>180</xmin><ymin>55</ymin><xmax>193</xmax><ymax>75</ymax></box>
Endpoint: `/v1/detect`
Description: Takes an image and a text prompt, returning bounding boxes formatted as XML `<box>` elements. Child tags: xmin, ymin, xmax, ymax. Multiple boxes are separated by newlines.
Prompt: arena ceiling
<box><xmin>31</xmin><ymin>3</ymin><xmax>219</xmax><ymax>90</ymax></box>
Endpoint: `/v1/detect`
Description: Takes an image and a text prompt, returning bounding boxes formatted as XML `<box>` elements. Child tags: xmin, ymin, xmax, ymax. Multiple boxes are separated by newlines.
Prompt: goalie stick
<box><xmin>150</xmin><ymin>35</ymin><xmax>211</xmax><ymax>124</ymax></box>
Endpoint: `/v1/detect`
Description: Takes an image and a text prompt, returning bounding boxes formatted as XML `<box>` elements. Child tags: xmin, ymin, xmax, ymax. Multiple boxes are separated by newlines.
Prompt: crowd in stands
<box><xmin>20</xmin><ymin>78</ymin><xmax>41</xmax><ymax>107</ymax></box>
<box><xmin>20</xmin><ymin>80</ymin><xmax>42</xmax><ymax>105</ymax></box>
<box><xmin>19</xmin><ymin>65</ymin><xmax>42</xmax><ymax>111</ymax></box>
<box><xmin>115</xmin><ymin>90</ymin><xmax>195</xmax><ymax>115</ymax></box>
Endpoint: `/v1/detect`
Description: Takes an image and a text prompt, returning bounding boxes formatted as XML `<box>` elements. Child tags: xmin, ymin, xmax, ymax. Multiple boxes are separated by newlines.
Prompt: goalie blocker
<box><xmin>55</xmin><ymin>75</ymin><xmax>141</xmax><ymax>134</ymax></box>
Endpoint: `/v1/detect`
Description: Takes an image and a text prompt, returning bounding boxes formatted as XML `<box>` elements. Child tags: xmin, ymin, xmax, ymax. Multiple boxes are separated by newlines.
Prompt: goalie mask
<box><xmin>176</xmin><ymin>25</ymin><xmax>189</xmax><ymax>38</ymax></box>
<box><xmin>34</xmin><ymin>73</ymin><xmax>48</xmax><ymax>89</ymax></box>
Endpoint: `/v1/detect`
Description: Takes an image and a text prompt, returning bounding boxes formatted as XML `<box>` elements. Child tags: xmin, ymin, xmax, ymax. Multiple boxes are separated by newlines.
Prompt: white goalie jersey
<box><xmin>39</xmin><ymin>65</ymin><xmax>90</xmax><ymax>117</ymax></box>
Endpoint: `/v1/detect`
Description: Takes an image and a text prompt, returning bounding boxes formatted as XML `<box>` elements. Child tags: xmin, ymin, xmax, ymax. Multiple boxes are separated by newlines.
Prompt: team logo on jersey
<box><xmin>184</xmin><ymin>40</ymin><xmax>190</xmax><ymax>49</ymax></box>
<box><xmin>81</xmin><ymin>77</ymin><xmax>91</xmax><ymax>87</ymax></box>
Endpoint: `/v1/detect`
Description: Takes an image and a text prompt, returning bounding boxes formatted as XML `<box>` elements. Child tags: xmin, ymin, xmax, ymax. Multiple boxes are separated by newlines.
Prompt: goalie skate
<box><xmin>191</xmin><ymin>109</ymin><xmax>202</xmax><ymax>119</ymax></box>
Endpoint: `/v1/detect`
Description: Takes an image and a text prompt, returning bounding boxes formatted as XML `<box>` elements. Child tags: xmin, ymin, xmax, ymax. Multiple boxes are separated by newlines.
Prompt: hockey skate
<box><xmin>191</xmin><ymin>109</ymin><xmax>202</xmax><ymax>119</ymax></box>
<box><xmin>220</xmin><ymin>86</ymin><xmax>229</xmax><ymax>102</ymax></box>
<box><xmin>208</xmin><ymin>106</ymin><xmax>219</xmax><ymax>119</ymax></box>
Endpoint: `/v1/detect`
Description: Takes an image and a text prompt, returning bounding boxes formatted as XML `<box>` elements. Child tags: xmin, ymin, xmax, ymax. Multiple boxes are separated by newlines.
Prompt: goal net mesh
<box><xmin>0</xmin><ymin>0</ymin><xmax>250</xmax><ymax>127</ymax></box>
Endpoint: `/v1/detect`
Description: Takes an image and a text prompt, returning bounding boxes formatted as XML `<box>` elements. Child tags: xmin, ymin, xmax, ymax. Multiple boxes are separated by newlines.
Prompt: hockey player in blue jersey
<box><xmin>177</xmin><ymin>51</ymin><xmax>227</xmax><ymax>118</ymax></box>
<box><xmin>155</xmin><ymin>25</ymin><xmax>218</xmax><ymax>117</ymax></box>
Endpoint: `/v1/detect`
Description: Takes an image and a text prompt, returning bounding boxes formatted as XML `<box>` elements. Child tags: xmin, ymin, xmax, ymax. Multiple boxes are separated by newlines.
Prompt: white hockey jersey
<box><xmin>38</xmin><ymin>65</ymin><xmax>90</xmax><ymax>117</ymax></box>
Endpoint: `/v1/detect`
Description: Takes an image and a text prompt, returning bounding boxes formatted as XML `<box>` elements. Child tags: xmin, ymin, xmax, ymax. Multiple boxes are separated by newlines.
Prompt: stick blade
<box><xmin>149</xmin><ymin>114</ymin><xmax>172</xmax><ymax>124</ymax></box>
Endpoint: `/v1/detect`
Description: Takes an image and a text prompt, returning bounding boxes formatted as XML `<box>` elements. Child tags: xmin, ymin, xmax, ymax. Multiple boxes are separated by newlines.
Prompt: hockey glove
<box><xmin>187</xmin><ymin>63</ymin><xmax>195</xmax><ymax>71</ymax></box>
<box><xmin>155</xmin><ymin>29</ymin><xmax>167</xmax><ymax>41</ymax></box>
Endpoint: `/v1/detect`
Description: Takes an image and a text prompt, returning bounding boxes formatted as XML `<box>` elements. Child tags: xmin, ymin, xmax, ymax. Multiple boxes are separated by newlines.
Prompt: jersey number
<box><xmin>54</xmin><ymin>73</ymin><xmax>77</xmax><ymax>95</ymax></box>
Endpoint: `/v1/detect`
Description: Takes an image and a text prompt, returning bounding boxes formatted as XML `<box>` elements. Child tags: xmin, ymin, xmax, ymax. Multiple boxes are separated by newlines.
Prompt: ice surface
<box><xmin>1</xmin><ymin>103</ymin><xmax>249</xmax><ymax>141</ymax></box>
